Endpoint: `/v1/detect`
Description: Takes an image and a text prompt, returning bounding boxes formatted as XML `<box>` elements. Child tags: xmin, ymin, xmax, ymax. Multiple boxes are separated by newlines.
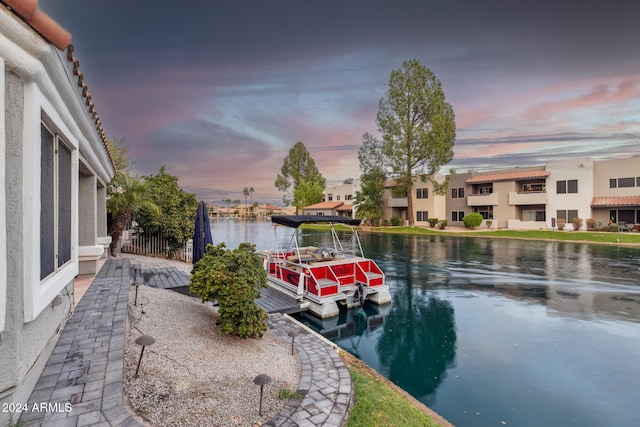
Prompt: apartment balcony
<box><xmin>467</xmin><ymin>193</ymin><xmax>498</xmax><ymax>206</ymax></box>
<box><xmin>387</xmin><ymin>197</ymin><xmax>408</xmax><ymax>208</ymax></box>
<box><xmin>508</xmin><ymin>191</ymin><xmax>547</xmax><ymax>206</ymax></box>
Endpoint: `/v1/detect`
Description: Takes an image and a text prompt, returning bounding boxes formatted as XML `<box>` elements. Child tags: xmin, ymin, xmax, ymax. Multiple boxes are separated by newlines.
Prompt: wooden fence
<box><xmin>120</xmin><ymin>229</ymin><xmax>193</xmax><ymax>263</ymax></box>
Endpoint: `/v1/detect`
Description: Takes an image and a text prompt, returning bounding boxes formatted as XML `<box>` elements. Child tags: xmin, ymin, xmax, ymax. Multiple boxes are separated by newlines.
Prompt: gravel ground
<box><xmin>120</xmin><ymin>254</ymin><xmax>301</xmax><ymax>426</ymax></box>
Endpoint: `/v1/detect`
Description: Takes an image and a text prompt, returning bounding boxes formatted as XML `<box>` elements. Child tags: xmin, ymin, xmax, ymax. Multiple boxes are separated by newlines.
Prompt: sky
<box><xmin>40</xmin><ymin>0</ymin><xmax>640</xmax><ymax>205</ymax></box>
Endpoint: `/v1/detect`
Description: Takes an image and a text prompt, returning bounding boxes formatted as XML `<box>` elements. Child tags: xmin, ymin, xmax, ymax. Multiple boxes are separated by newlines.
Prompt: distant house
<box><xmin>0</xmin><ymin>1</ymin><xmax>114</xmax><ymax>421</ymax></box>
<box><xmin>323</xmin><ymin>180</ymin><xmax>360</xmax><ymax>218</ymax></box>
<box><xmin>302</xmin><ymin>201</ymin><xmax>345</xmax><ymax>216</ymax></box>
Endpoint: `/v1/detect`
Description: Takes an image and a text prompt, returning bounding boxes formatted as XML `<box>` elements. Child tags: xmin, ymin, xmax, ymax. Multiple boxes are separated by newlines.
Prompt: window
<box><xmin>556</xmin><ymin>180</ymin><xmax>578</xmax><ymax>194</ymax></box>
<box><xmin>416</xmin><ymin>188</ymin><xmax>428</xmax><ymax>199</ymax></box>
<box><xmin>473</xmin><ymin>206</ymin><xmax>493</xmax><ymax>219</ymax></box>
<box><xmin>451</xmin><ymin>188</ymin><xmax>464</xmax><ymax>198</ymax></box>
<box><xmin>327</xmin><ymin>194</ymin><xmax>333</xmax><ymax>201</ymax></box>
<box><xmin>478</xmin><ymin>185</ymin><xmax>493</xmax><ymax>194</ymax></box>
<box><xmin>41</xmin><ymin>124</ymin><xmax>72</xmax><ymax>280</ymax></box>
<box><xmin>618</xmin><ymin>177</ymin><xmax>635</xmax><ymax>188</ymax></box>
<box><xmin>336</xmin><ymin>195</ymin><xmax>340</xmax><ymax>201</ymax></box>
<box><xmin>523</xmin><ymin>210</ymin><xmax>546</xmax><ymax>221</ymax></box>
<box><xmin>345</xmin><ymin>194</ymin><xmax>352</xmax><ymax>201</ymax></box>
<box><xmin>610</xmin><ymin>177</ymin><xmax>640</xmax><ymax>188</ymax></box>
<box><xmin>452</xmin><ymin>211</ymin><xmax>465</xmax><ymax>221</ymax></box>
<box><xmin>557</xmin><ymin>210</ymin><xmax>578</xmax><ymax>221</ymax></box>
<box><xmin>416</xmin><ymin>211</ymin><xmax>429</xmax><ymax>221</ymax></box>
<box><xmin>522</xmin><ymin>183</ymin><xmax>545</xmax><ymax>192</ymax></box>
<box><xmin>556</xmin><ymin>180</ymin><xmax>566</xmax><ymax>194</ymax></box>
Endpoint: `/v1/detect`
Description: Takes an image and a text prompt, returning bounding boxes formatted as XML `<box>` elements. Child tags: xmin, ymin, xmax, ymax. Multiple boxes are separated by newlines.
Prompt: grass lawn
<box><xmin>303</xmin><ymin>223</ymin><xmax>640</xmax><ymax>245</ymax></box>
<box><xmin>361</xmin><ymin>226</ymin><xmax>640</xmax><ymax>245</ymax></box>
<box><xmin>341</xmin><ymin>351</ymin><xmax>451</xmax><ymax>427</ymax></box>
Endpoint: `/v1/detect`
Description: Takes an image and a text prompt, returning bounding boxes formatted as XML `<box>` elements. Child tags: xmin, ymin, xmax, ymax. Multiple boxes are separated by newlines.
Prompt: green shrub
<box><xmin>606</xmin><ymin>224</ymin><xmax>619</xmax><ymax>232</ymax></box>
<box><xmin>586</xmin><ymin>218</ymin><xmax>596</xmax><ymax>231</ymax></box>
<box><xmin>190</xmin><ymin>242</ymin><xmax>268</xmax><ymax>338</ymax></box>
<box><xmin>427</xmin><ymin>218</ymin><xmax>439</xmax><ymax>228</ymax></box>
<box><xmin>390</xmin><ymin>216</ymin><xmax>400</xmax><ymax>226</ymax></box>
<box><xmin>462</xmin><ymin>212</ymin><xmax>483</xmax><ymax>229</ymax></box>
<box><xmin>438</xmin><ymin>219</ymin><xmax>447</xmax><ymax>230</ymax></box>
<box><xmin>383</xmin><ymin>218</ymin><xmax>390</xmax><ymax>226</ymax></box>
<box><xmin>571</xmin><ymin>217</ymin><xmax>583</xmax><ymax>231</ymax></box>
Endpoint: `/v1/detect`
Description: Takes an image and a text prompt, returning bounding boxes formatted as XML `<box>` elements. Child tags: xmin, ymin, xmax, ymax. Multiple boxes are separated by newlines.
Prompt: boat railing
<box><xmin>355</xmin><ymin>260</ymin><xmax>385</xmax><ymax>287</ymax></box>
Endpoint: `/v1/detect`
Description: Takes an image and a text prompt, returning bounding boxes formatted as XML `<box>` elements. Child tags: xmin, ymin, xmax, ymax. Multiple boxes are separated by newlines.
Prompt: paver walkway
<box><xmin>21</xmin><ymin>258</ymin><xmax>352</xmax><ymax>426</ymax></box>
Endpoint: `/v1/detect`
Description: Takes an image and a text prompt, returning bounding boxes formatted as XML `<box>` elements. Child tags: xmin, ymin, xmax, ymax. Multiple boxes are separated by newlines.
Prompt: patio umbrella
<box><xmin>192</xmin><ymin>201</ymin><xmax>214</xmax><ymax>264</ymax></box>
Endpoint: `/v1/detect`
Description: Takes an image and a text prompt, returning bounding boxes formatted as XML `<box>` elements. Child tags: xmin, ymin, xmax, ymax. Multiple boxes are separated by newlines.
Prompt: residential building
<box><xmin>302</xmin><ymin>201</ymin><xmax>345</xmax><ymax>216</ymax></box>
<box><xmin>463</xmin><ymin>166</ymin><xmax>550</xmax><ymax>229</ymax></box>
<box><xmin>449</xmin><ymin>157</ymin><xmax>639</xmax><ymax>230</ymax></box>
<box><xmin>592</xmin><ymin>157</ymin><xmax>640</xmax><ymax>226</ymax></box>
<box><xmin>323</xmin><ymin>180</ymin><xmax>360</xmax><ymax>218</ymax></box>
<box><xmin>382</xmin><ymin>175</ymin><xmax>446</xmax><ymax>225</ymax></box>
<box><xmin>1</xmin><ymin>1</ymin><xmax>114</xmax><ymax>422</ymax></box>
<box><xmin>378</xmin><ymin>157</ymin><xmax>640</xmax><ymax>230</ymax></box>
<box><xmin>446</xmin><ymin>172</ymin><xmax>472</xmax><ymax>227</ymax></box>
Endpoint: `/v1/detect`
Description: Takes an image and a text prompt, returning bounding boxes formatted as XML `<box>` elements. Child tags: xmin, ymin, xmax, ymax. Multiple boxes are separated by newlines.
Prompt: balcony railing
<box><xmin>467</xmin><ymin>193</ymin><xmax>498</xmax><ymax>206</ymax></box>
<box><xmin>508</xmin><ymin>191</ymin><xmax>547</xmax><ymax>206</ymax></box>
<box><xmin>387</xmin><ymin>197</ymin><xmax>408</xmax><ymax>208</ymax></box>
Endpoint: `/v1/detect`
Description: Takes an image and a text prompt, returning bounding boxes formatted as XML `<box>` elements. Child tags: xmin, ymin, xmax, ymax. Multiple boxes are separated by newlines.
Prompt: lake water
<box><xmin>210</xmin><ymin>219</ymin><xmax>640</xmax><ymax>427</ymax></box>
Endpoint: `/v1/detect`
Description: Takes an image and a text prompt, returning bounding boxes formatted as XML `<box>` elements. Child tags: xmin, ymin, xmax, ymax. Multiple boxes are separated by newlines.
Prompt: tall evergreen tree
<box><xmin>376</xmin><ymin>59</ymin><xmax>456</xmax><ymax>226</ymax></box>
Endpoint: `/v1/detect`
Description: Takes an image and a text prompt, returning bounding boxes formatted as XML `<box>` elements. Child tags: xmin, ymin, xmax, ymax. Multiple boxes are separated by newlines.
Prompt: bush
<box><xmin>486</xmin><ymin>220</ymin><xmax>493</xmax><ymax>229</ymax></box>
<box><xmin>428</xmin><ymin>218</ymin><xmax>439</xmax><ymax>228</ymax></box>
<box><xmin>606</xmin><ymin>224</ymin><xmax>619</xmax><ymax>232</ymax></box>
<box><xmin>586</xmin><ymin>218</ymin><xmax>596</xmax><ymax>231</ymax></box>
<box><xmin>383</xmin><ymin>218</ymin><xmax>390</xmax><ymax>226</ymax></box>
<box><xmin>438</xmin><ymin>219</ymin><xmax>448</xmax><ymax>230</ymax></box>
<box><xmin>557</xmin><ymin>218</ymin><xmax>566</xmax><ymax>230</ymax></box>
<box><xmin>571</xmin><ymin>217</ymin><xmax>583</xmax><ymax>231</ymax></box>
<box><xmin>390</xmin><ymin>216</ymin><xmax>400</xmax><ymax>226</ymax></box>
<box><xmin>462</xmin><ymin>212</ymin><xmax>483</xmax><ymax>229</ymax></box>
<box><xmin>190</xmin><ymin>242</ymin><xmax>268</xmax><ymax>338</ymax></box>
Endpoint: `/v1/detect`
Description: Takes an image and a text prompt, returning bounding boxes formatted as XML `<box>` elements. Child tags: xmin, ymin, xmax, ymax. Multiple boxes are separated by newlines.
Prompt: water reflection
<box><xmin>212</xmin><ymin>221</ymin><xmax>640</xmax><ymax>426</ymax></box>
<box><xmin>377</xmin><ymin>294</ymin><xmax>456</xmax><ymax>398</ymax></box>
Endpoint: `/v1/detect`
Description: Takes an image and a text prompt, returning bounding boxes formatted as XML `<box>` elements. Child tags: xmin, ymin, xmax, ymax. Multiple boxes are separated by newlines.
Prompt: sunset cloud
<box><xmin>41</xmin><ymin>0</ymin><xmax>640</xmax><ymax>204</ymax></box>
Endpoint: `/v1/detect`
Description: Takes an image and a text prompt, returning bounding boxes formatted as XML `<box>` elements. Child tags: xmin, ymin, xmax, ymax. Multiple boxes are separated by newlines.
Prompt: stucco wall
<box><xmin>545</xmin><ymin>158</ymin><xmax>594</xmax><ymax>230</ymax></box>
<box><xmin>0</xmin><ymin>69</ymin><xmax>73</xmax><ymax>424</ymax></box>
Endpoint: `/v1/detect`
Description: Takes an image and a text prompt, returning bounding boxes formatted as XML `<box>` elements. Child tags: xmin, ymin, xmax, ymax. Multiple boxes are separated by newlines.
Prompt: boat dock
<box><xmin>135</xmin><ymin>266</ymin><xmax>308</xmax><ymax>314</ymax></box>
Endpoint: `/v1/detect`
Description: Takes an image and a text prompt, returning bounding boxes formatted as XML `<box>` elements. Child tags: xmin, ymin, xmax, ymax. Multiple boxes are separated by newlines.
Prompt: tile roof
<box><xmin>336</xmin><ymin>204</ymin><xmax>353</xmax><ymax>211</ymax></box>
<box><xmin>591</xmin><ymin>196</ymin><xmax>640</xmax><ymax>207</ymax></box>
<box><xmin>466</xmin><ymin>169</ymin><xmax>550</xmax><ymax>184</ymax></box>
<box><xmin>2</xmin><ymin>0</ymin><xmax>71</xmax><ymax>49</ymax></box>
<box><xmin>303</xmin><ymin>201</ymin><xmax>344</xmax><ymax>210</ymax></box>
<box><xmin>1</xmin><ymin>0</ymin><xmax>112</xmax><ymax>167</ymax></box>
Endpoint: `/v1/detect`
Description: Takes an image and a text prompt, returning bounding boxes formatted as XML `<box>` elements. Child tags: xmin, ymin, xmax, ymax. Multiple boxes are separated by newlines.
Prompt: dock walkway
<box><xmin>137</xmin><ymin>265</ymin><xmax>307</xmax><ymax>314</ymax></box>
<box><xmin>23</xmin><ymin>258</ymin><xmax>350</xmax><ymax>426</ymax></box>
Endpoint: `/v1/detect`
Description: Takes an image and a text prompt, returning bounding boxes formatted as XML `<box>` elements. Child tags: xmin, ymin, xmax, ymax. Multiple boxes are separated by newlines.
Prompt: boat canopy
<box><xmin>271</xmin><ymin>215</ymin><xmax>361</xmax><ymax>228</ymax></box>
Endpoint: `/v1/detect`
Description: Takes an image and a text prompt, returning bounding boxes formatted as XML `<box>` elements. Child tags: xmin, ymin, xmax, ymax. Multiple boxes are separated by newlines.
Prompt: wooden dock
<box><xmin>136</xmin><ymin>266</ymin><xmax>307</xmax><ymax>314</ymax></box>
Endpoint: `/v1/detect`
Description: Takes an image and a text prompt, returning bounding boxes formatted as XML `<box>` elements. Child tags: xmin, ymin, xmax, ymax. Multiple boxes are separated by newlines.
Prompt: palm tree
<box><xmin>107</xmin><ymin>175</ymin><xmax>159</xmax><ymax>256</ymax></box>
<box><xmin>243</xmin><ymin>187</ymin><xmax>250</xmax><ymax>217</ymax></box>
<box><xmin>249</xmin><ymin>187</ymin><xmax>255</xmax><ymax>217</ymax></box>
